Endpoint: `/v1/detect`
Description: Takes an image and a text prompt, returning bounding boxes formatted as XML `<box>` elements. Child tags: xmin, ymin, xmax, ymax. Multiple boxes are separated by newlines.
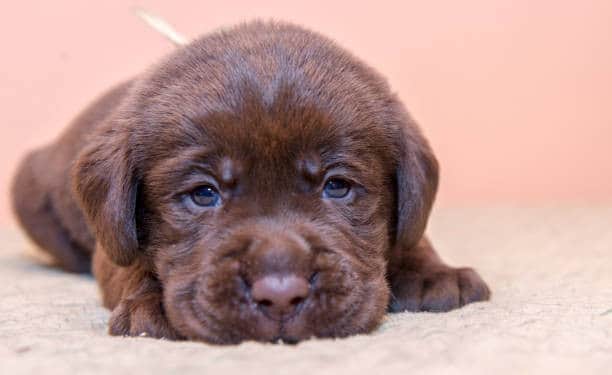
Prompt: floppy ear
<box><xmin>394</xmin><ymin>116</ymin><xmax>439</xmax><ymax>250</ymax></box>
<box><xmin>72</xmin><ymin>125</ymin><xmax>140</xmax><ymax>266</ymax></box>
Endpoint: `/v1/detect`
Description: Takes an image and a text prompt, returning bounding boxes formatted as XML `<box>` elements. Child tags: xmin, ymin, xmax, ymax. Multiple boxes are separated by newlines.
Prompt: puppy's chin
<box><xmin>161</xmin><ymin>245</ymin><xmax>389</xmax><ymax>345</ymax></box>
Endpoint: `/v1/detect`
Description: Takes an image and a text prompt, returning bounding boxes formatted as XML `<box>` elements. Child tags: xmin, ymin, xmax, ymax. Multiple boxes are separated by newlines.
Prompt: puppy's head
<box><xmin>74</xmin><ymin>22</ymin><xmax>438</xmax><ymax>344</ymax></box>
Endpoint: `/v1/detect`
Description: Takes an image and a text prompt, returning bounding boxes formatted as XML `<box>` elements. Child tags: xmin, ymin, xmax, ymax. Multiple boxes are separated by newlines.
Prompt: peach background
<box><xmin>1</xmin><ymin>1</ymin><xmax>611</xmax><ymax>226</ymax></box>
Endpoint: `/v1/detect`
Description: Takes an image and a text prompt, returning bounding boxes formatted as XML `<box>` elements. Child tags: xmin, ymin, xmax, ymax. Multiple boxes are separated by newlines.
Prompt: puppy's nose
<box><xmin>251</xmin><ymin>274</ymin><xmax>310</xmax><ymax>320</ymax></box>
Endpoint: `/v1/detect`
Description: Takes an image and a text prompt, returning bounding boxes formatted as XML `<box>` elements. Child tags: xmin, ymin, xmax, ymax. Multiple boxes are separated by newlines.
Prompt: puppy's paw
<box><xmin>109</xmin><ymin>295</ymin><xmax>182</xmax><ymax>340</ymax></box>
<box><xmin>389</xmin><ymin>267</ymin><xmax>490</xmax><ymax>313</ymax></box>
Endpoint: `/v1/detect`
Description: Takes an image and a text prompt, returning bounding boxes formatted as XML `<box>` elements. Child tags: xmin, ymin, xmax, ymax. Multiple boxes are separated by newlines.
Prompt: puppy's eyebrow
<box><xmin>297</xmin><ymin>156</ymin><xmax>322</xmax><ymax>182</ymax></box>
<box><xmin>148</xmin><ymin>146</ymin><xmax>216</xmax><ymax>179</ymax></box>
<box><xmin>219</xmin><ymin>157</ymin><xmax>239</xmax><ymax>185</ymax></box>
<box><xmin>321</xmin><ymin>156</ymin><xmax>371</xmax><ymax>178</ymax></box>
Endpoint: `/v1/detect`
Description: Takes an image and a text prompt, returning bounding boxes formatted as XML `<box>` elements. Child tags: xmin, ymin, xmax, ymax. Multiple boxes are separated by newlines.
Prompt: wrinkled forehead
<box><xmin>194</xmin><ymin>98</ymin><xmax>377</xmax><ymax>174</ymax></box>
<box><xmin>136</xmin><ymin>83</ymin><xmax>394</xmax><ymax>185</ymax></box>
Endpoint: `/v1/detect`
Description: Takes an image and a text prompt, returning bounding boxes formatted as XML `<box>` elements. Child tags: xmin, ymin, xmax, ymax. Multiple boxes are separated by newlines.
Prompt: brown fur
<box><xmin>11</xmin><ymin>21</ymin><xmax>490</xmax><ymax>344</ymax></box>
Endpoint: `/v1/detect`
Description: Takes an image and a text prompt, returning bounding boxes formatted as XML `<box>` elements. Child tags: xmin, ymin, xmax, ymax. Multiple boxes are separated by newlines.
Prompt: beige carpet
<box><xmin>1</xmin><ymin>207</ymin><xmax>610</xmax><ymax>374</ymax></box>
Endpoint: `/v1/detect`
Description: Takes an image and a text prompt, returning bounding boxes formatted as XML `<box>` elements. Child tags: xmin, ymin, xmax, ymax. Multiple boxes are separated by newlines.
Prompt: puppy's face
<box><xmin>142</xmin><ymin>95</ymin><xmax>394</xmax><ymax>343</ymax></box>
<box><xmin>75</xmin><ymin>23</ymin><xmax>438</xmax><ymax>344</ymax></box>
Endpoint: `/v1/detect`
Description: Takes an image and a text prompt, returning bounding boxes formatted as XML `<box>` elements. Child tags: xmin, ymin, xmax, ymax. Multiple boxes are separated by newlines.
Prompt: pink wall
<box><xmin>2</xmin><ymin>1</ymin><xmax>611</xmax><ymax>226</ymax></box>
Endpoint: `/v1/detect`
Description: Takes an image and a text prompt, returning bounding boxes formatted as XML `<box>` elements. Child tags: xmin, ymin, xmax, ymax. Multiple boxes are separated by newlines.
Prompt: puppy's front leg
<box><xmin>93</xmin><ymin>250</ymin><xmax>182</xmax><ymax>340</ymax></box>
<box><xmin>387</xmin><ymin>237</ymin><xmax>490</xmax><ymax>313</ymax></box>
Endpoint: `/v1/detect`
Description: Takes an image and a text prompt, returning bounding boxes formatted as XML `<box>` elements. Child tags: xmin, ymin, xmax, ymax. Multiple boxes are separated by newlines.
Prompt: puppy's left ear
<box><xmin>393</xmin><ymin>112</ymin><xmax>439</xmax><ymax>250</ymax></box>
<box><xmin>72</xmin><ymin>124</ymin><xmax>140</xmax><ymax>266</ymax></box>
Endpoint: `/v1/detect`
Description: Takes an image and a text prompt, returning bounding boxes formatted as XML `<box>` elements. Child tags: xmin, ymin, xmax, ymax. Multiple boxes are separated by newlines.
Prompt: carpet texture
<box><xmin>1</xmin><ymin>207</ymin><xmax>610</xmax><ymax>374</ymax></box>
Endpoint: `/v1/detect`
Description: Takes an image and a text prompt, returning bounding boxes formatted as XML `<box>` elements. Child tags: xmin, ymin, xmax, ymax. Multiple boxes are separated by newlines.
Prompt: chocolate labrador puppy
<box><xmin>12</xmin><ymin>21</ymin><xmax>489</xmax><ymax>344</ymax></box>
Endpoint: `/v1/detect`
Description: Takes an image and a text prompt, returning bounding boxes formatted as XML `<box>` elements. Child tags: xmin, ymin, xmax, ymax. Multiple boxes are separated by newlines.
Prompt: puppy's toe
<box><xmin>108</xmin><ymin>297</ymin><xmax>181</xmax><ymax>340</ymax></box>
<box><xmin>420</xmin><ymin>271</ymin><xmax>461</xmax><ymax>312</ymax></box>
<box><xmin>456</xmin><ymin>267</ymin><xmax>491</xmax><ymax>306</ymax></box>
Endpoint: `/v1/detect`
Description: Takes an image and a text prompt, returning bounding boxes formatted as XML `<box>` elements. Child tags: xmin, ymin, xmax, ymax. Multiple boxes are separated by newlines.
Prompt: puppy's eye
<box><xmin>323</xmin><ymin>178</ymin><xmax>351</xmax><ymax>199</ymax></box>
<box><xmin>190</xmin><ymin>185</ymin><xmax>221</xmax><ymax>207</ymax></box>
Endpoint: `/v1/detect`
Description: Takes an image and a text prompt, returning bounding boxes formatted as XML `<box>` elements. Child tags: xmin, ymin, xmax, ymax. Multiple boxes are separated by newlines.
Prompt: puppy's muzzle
<box><xmin>241</xmin><ymin>230</ymin><xmax>316</xmax><ymax>322</ymax></box>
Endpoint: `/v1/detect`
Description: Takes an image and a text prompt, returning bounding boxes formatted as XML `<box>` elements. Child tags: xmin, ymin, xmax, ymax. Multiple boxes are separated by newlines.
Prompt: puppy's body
<box><xmin>12</xmin><ymin>22</ymin><xmax>489</xmax><ymax>344</ymax></box>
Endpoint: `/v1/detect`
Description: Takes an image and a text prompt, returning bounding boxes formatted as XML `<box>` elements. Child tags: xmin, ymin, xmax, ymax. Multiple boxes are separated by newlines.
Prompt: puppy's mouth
<box><xmin>270</xmin><ymin>334</ymin><xmax>301</xmax><ymax>345</ymax></box>
<box><xmin>254</xmin><ymin>319</ymin><xmax>308</xmax><ymax>345</ymax></box>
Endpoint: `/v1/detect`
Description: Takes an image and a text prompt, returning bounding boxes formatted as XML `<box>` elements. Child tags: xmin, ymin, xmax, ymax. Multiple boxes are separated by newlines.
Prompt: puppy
<box><xmin>12</xmin><ymin>21</ymin><xmax>490</xmax><ymax>344</ymax></box>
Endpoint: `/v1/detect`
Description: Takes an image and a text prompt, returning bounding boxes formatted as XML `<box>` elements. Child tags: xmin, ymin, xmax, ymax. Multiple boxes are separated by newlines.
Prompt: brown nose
<box><xmin>251</xmin><ymin>274</ymin><xmax>310</xmax><ymax>320</ymax></box>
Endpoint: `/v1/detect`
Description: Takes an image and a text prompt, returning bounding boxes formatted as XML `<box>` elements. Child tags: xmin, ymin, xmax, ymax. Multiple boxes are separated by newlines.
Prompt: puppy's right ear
<box><xmin>72</xmin><ymin>125</ymin><xmax>139</xmax><ymax>266</ymax></box>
